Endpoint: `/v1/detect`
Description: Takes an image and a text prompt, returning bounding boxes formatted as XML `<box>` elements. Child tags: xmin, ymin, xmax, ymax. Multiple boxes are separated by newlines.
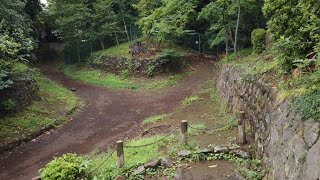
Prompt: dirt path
<box><xmin>0</xmin><ymin>59</ymin><xmax>215</xmax><ymax>180</ymax></box>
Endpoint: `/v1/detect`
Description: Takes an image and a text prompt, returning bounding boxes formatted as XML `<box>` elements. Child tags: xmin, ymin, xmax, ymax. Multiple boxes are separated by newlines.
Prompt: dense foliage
<box><xmin>263</xmin><ymin>0</ymin><xmax>320</xmax><ymax>71</ymax></box>
<box><xmin>251</xmin><ymin>29</ymin><xmax>266</xmax><ymax>54</ymax></box>
<box><xmin>198</xmin><ymin>0</ymin><xmax>265</xmax><ymax>52</ymax></box>
<box><xmin>138</xmin><ymin>0</ymin><xmax>196</xmax><ymax>42</ymax></box>
<box><xmin>49</xmin><ymin>0</ymin><xmax>118</xmax><ymax>50</ymax></box>
<box><xmin>40</xmin><ymin>153</ymin><xmax>87</xmax><ymax>180</ymax></box>
<box><xmin>0</xmin><ymin>0</ymin><xmax>35</xmax><ymax>62</ymax></box>
<box><xmin>0</xmin><ymin>0</ymin><xmax>42</xmax><ymax>89</ymax></box>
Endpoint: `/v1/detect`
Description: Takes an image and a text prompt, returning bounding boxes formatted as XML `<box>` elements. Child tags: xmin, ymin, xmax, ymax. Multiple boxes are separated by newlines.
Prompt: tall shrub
<box><xmin>263</xmin><ymin>0</ymin><xmax>320</xmax><ymax>71</ymax></box>
<box><xmin>251</xmin><ymin>29</ymin><xmax>266</xmax><ymax>54</ymax></box>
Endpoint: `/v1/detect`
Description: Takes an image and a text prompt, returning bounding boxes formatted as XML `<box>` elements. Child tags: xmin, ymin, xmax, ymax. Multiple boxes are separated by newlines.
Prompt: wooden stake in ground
<box><xmin>238</xmin><ymin>111</ymin><xmax>246</xmax><ymax>144</ymax></box>
<box><xmin>116</xmin><ymin>140</ymin><xmax>124</xmax><ymax>168</ymax></box>
<box><xmin>181</xmin><ymin>120</ymin><xmax>188</xmax><ymax>145</ymax></box>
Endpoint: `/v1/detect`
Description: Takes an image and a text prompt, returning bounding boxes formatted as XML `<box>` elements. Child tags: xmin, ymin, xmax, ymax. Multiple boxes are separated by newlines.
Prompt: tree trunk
<box><xmin>234</xmin><ymin>0</ymin><xmax>241</xmax><ymax>60</ymax></box>
<box><xmin>115</xmin><ymin>33</ymin><xmax>119</xmax><ymax>45</ymax></box>
<box><xmin>225</xmin><ymin>31</ymin><xmax>229</xmax><ymax>60</ymax></box>
<box><xmin>98</xmin><ymin>37</ymin><xmax>105</xmax><ymax>50</ymax></box>
<box><xmin>227</xmin><ymin>26</ymin><xmax>235</xmax><ymax>49</ymax></box>
<box><xmin>123</xmin><ymin>16</ymin><xmax>131</xmax><ymax>42</ymax></box>
<box><xmin>77</xmin><ymin>46</ymin><xmax>81</xmax><ymax>62</ymax></box>
<box><xmin>158</xmin><ymin>39</ymin><xmax>162</xmax><ymax>49</ymax></box>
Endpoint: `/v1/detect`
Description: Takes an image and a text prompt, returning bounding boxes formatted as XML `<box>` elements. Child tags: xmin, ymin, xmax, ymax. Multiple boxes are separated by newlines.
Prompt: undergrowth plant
<box><xmin>40</xmin><ymin>153</ymin><xmax>88</xmax><ymax>180</ymax></box>
<box><xmin>291</xmin><ymin>91</ymin><xmax>320</xmax><ymax>122</ymax></box>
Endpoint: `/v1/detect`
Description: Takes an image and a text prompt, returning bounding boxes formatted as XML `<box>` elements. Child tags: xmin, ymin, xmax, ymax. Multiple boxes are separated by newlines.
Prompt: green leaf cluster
<box><xmin>49</xmin><ymin>0</ymin><xmax>119</xmax><ymax>49</ymax></box>
<box><xmin>40</xmin><ymin>153</ymin><xmax>87</xmax><ymax>180</ymax></box>
<box><xmin>251</xmin><ymin>29</ymin><xmax>266</xmax><ymax>54</ymax></box>
<box><xmin>198</xmin><ymin>0</ymin><xmax>265</xmax><ymax>48</ymax></box>
<box><xmin>0</xmin><ymin>0</ymin><xmax>36</xmax><ymax>89</ymax></box>
<box><xmin>0</xmin><ymin>0</ymin><xmax>35</xmax><ymax>62</ymax></box>
<box><xmin>263</xmin><ymin>0</ymin><xmax>320</xmax><ymax>70</ymax></box>
<box><xmin>138</xmin><ymin>0</ymin><xmax>197</xmax><ymax>41</ymax></box>
<box><xmin>292</xmin><ymin>91</ymin><xmax>320</xmax><ymax>122</ymax></box>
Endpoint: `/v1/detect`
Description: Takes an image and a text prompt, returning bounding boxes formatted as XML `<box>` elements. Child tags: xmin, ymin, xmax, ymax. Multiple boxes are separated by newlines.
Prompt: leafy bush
<box><xmin>273</xmin><ymin>36</ymin><xmax>308</xmax><ymax>73</ymax></box>
<box><xmin>251</xmin><ymin>29</ymin><xmax>266</xmax><ymax>54</ymax></box>
<box><xmin>40</xmin><ymin>153</ymin><xmax>87</xmax><ymax>180</ymax></box>
<box><xmin>263</xmin><ymin>0</ymin><xmax>320</xmax><ymax>71</ymax></box>
<box><xmin>147</xmin><ymin>65</ymin><xmax>156</xmax><ymax>77</ymax></box>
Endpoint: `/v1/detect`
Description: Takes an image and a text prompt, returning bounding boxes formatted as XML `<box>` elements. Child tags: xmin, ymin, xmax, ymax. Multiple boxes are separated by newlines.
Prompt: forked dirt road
<box><xmin>0</xmin><ymin>59</ymin><xmax>215</xmax><ymax>180</ymax></box>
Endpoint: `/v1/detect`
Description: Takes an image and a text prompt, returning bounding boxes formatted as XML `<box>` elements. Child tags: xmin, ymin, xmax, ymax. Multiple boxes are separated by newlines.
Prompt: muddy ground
<box><xmin>0</xmin><ymin>57</ymin><xmax>218</xmax><ymax>179</ymax></box>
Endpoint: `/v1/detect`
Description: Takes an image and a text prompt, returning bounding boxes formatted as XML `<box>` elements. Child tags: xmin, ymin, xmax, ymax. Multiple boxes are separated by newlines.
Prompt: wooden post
<box><xmin>238</xmin><ymin>111</ymin><xmax>246</xmax><ymax>144</ymax></box>
<box><xmin>181</xmin><ymin>120</ymin><xmax>188</xmax><ymax>145</ymax></box>
<box><xmin>116</xmin><ymin>140</ymin><xmax>124</xmax><ymax>168</ymax></box>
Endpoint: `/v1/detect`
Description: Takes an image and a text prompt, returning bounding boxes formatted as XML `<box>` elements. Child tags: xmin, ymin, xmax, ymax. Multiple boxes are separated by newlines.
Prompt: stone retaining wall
<box><xmin>216</xmin><ymin>64</ymin><xmax>320</xmax><ymax>180</ymax></box>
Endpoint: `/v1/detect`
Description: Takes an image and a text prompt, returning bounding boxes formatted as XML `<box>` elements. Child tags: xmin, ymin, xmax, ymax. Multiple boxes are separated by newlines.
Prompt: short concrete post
<box><xmin>181</xmin><ymin>120</ymin><xmax>188</xmax><ymax>144</ymax></box>
<box><xmin>238</xmin><ymin>111</ymin><xmax>246</xmax><ymax>144</ymax></box>
<box><xmin>116</xmin><ymin>140</ymin><xmax>124</xmax><ymax>168</ymax></box>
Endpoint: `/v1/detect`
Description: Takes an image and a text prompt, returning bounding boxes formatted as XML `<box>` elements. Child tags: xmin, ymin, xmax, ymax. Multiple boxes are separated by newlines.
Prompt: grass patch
<box><xmin>222</xmin><ymin>48</ymin><xmax>253</xmax><ymax>62</ymax></box>
<box><xmin>86</xmin><ymin>135</ymin><xmax>172</xmax><ymax>179</ymax></box>
<box><xmin>189</xmin><ymin>124</ymin><xmax>207</xmax><ymax>135</ymax></box>
<box><xmin>0</xmin><ymin>75</ymin><xmax>80</xmax><ymax>146</ymax></box>
<box><xmin>62</xmin><ymin>64</ymin><xmax>131</xmax><ymax>89</ymax></box>
<box><xmin>93</xmin><ymin>38</ymin><xmax>193</xmax><ymax>59</ymax></box>
<box><xmin>95</xmin><ymin>40</ymin><xmax>137</xmax><ymax>58</ymax></box>
<box><xmin>61</xmin><ymin>64</ymin><xmax>183</xmax><ymax>90</ymax></box>
<box><xmin>181</xmin><ymin>95</ymin><xmax>202</xmax><ymax>106</ymax></box>
<box><xmin>143</xmin><ymin>114</ymin><xmax>169</xmax><ymax>124</ymax></box>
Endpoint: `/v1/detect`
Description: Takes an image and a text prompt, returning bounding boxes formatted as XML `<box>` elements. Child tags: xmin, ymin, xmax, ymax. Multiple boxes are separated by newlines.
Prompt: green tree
<box><xmin>49</xmin><ymin>0</ymin><xmax>92</xmax><ymax>48</ymax></box>
<box><xmin>25</xmin><ymin>0</ymin><xmax>44</xmax><ymax>40</ymax></box>
<box><xmin>0</xmin><ymin>0</ymin><xmax>34</xmax><ymax>62</ymax></box>
<box><xmin>264</xmin><ymin>0</ymin><xmax>320</xmax><ymax>70</ymax></box>
<box><xmin>138</xmin><ymin>0</ymin><xmax>196</xmax><ymax>43</ymax></box>
<box><xmin>113</xmin><ymin>0</ymin><xmax>139</xmax><ymax>42</ymax></box>
<box><xmin>50</xmin><ymin>0</ymin><xmax>120</xmax><ymax>49</ymax></box>
<box><xmin>199</xmin><ymin>0</ymin><xmax>235</xmax><ymax>58</ymax></box>
<box><xmin>134</xmin><ymin>0</ymin><xmax>161</xmax><ymax>18</ymax></box>
<box><xmin>199</xmin><ymin>0</ymin><xmax>265</xmax><ymax>58</ymax></box>
<box><xmin>0</xmin><ymin>0</ymin><xmax>35</xmax><ymax>89</ymax></box>
<box><xmin>92</xmin><ymin>0</ymin><xmax>119</xmax><ymax>49</ymax></box>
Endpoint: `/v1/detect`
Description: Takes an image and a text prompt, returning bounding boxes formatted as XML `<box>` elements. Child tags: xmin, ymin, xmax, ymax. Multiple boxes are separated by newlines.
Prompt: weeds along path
<box><xmin>0</xmin><ymin>59</ymin><xmax>215</xmax><ymax>180</ymax></box>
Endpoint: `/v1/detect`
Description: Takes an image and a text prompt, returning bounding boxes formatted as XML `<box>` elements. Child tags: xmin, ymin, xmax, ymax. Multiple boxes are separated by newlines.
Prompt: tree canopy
<box><xmin>0</xmin><ymin>0</ymin><xmax>41</xmax><ymax>89</ymax></box>
<box><xmin>1</xmin><ymin>0</ymin><xmax>319</xmax><ymax>73</ymax></box>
